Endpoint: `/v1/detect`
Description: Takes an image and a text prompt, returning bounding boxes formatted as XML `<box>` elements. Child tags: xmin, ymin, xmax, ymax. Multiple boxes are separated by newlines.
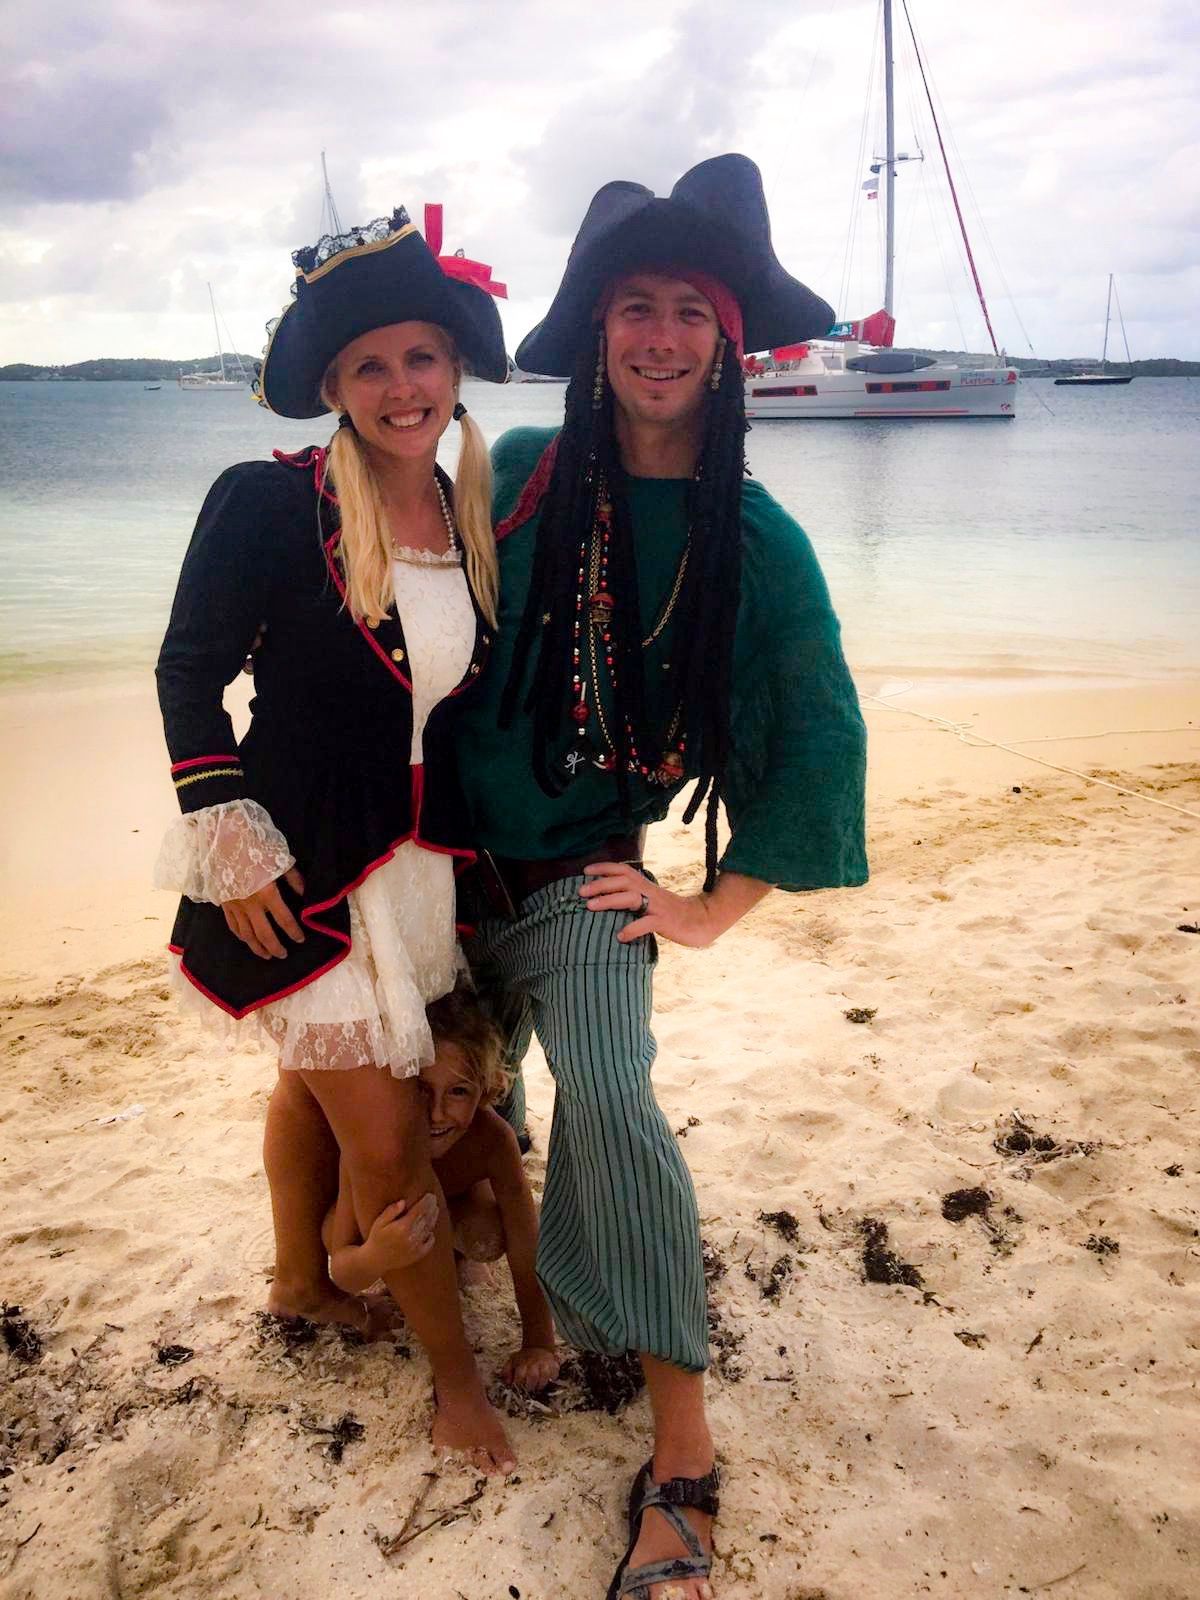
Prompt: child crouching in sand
<box><xmin>324</xmin><ymin>986</ymin><xmax>560</xmax><ymax>1392</ymax></box>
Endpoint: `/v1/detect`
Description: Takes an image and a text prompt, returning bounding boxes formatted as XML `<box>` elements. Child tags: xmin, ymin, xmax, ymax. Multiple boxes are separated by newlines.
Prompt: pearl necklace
<box><xmin>390</xmin><ymin>475</ymin><xmax>461</xmax><ymax>563</ymax></box>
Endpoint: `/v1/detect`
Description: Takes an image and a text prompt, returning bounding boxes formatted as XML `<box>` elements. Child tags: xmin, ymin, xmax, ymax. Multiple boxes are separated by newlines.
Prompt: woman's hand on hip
<box><xmin>579</xmin><ymin>862</ymin><xmax>717</xmax><ymax>948</ymax></box>
<box><xmin>222</xmin><ymin>866</ymin><xmax>306</xmax><ymax>959</ymax></box>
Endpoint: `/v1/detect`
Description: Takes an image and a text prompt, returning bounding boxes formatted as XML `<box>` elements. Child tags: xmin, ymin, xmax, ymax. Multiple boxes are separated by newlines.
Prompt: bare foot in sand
<box><xmin>267</xmin><ymin>1282</ymin><xmax>398</xmax><ymax>1339</ymax></box>
<box><xmin>432</xmin><ymin>1374</ymin><xmax>516</xmax><ymax>1475</ymax></box>
<box><xmin>456</xmin><ymin>1257</ymin><xmax>495</xmax><ymax>1289</ymax></box>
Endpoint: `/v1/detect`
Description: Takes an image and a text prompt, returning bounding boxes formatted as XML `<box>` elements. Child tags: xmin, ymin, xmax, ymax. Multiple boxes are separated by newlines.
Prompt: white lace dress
<box><xmin>155</xmin><ymin>549</ymin><xmax>476</xmax><ymax>1080</ymax></box>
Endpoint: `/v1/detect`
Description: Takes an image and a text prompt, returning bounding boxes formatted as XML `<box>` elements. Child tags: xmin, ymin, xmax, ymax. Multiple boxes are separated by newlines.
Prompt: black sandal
<box><xmin>606</xmin><ymin>1459</ymin><xmax>720</xmax><ymax>1600</ymax></box>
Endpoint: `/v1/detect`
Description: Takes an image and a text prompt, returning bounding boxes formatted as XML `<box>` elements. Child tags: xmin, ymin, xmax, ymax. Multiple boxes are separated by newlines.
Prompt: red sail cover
<box><xmin>824</xmin><ymin>309</ymin><xmax>896</xmax><ymax>347</ymax></box>
<box><xmin>769</xmin><ymin>342</ymin><xmax>810</xmax><ymax>362</ymax></box>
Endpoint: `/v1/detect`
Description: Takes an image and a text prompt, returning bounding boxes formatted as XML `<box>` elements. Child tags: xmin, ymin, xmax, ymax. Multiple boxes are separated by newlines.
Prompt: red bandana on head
<box><xmin>595</xmin><ymin>267</ymin><xmax>744</xmax><ymax>355</ymax></box>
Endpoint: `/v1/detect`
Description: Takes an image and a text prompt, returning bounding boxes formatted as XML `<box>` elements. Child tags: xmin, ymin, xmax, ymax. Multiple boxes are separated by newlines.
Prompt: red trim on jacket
<box><xmin>272</xmin><ymin>445</ymin><xmax>338</xmax><ymax>505</ymax></box>
<box><xmin>495</xmin><ymin>437</ymin><xmax>560</xmax><ymax>541</ymax></box>
<box><xmin>170</xmin><ymin>754</ymin><xmax>241</xmax><ymax>774</ymax></box>
<box><xmin>168</xmin><ymin>799</ymin><xmax>476</xmax><ymax>1019</ymax></box>
<box><xmin>319</xmin><ymin>523</ymin><xmax>414</xmax><ymax>690</ymax></box>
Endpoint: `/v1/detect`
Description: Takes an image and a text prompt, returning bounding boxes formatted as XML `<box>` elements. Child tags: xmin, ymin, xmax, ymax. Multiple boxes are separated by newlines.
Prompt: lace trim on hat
<box><xmin>292</xmin><ymin>207</ymin><xmax>412</xmax><ymax>279</ymax></box>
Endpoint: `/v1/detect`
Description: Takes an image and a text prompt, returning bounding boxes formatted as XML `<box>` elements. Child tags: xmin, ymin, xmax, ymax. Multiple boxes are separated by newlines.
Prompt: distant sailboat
<box><xmin>745</xmin><ymin>0</ymin><xmax>1017</xmax><ymax>420</ymax></box>
<box><xmin>179</xmin><ymin>283</ymin><xmax>249</xmax><ymax>390</ymax></box>
<box><xmin>1054</xmin><ymin>276</ymin><xmax>1134</xmax><ymax>386</ymax></box>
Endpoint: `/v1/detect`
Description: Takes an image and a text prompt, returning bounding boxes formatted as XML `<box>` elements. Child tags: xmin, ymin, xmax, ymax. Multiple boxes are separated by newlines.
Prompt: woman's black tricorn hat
<box><xmin>257</xmin><ymin>205</ymin><xmax>509</xmax><ymax>418</ymax></box>
<box><xmin>516</xmin><ymin>153</ymin><xmax>834</xmax><ymax>376</ymax></box>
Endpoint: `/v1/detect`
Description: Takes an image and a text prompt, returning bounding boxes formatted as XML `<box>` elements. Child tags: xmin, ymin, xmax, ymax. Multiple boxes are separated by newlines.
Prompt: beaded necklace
<box><xmin>560</xmin><ymin>474</ymin><xmax>689</xmax><ymax>786</ymax></box>
<box><xmin>390</xmin><ymin>475</ymin><xmax>460</xmax><ymax>563</ymax></box>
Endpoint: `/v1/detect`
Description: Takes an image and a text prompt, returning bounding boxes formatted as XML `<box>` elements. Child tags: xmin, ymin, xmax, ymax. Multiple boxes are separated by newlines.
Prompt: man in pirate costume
<box><xmin>459</xmin><ymin>155</ymin><xmax>867</xmax><ymax>1597</ymax></box>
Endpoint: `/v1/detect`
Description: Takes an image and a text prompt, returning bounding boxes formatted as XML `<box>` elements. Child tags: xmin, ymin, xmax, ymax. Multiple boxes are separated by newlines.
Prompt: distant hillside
<box><xmin>909</xmin><ymin>350</ymin><xmax>1200</xmax><ymax>378</ymax></box>
<box><xmin>0</xmin><ymin>356</ymin><xmax>259</xmax><ymax>382</ymax></box>
<box><xmin>3</xmin><ymin>351</ymin><xmax>1198</xmax><ymax>381</ymax></box>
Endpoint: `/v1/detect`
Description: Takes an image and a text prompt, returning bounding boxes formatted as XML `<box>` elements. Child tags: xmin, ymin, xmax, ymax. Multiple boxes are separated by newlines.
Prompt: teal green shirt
<box><xmin>458</xmin><ymin>427</ymin><xmax>867</xmax><ymax>891</ymax></box>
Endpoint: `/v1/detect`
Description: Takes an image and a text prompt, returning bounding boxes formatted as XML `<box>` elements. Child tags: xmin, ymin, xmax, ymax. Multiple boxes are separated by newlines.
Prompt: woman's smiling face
<box><xmin>327</xmin><ymin>321</ymin><xmax>458</xmax><ymax>462</ymax></box>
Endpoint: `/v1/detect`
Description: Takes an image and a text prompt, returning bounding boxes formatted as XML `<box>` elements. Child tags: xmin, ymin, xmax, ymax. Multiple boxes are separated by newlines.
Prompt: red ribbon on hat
<box><xmin>424</xmin><ymin>204</ymin><xmax>507</xmax><ymax>299</ymax></box>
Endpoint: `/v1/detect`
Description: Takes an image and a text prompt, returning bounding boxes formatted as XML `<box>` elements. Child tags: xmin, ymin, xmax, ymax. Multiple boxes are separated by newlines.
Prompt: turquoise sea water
<box><xmin>0</xmin><ymin>377</ymin><xmax>1197</xmax><ymax>686</ymax></box>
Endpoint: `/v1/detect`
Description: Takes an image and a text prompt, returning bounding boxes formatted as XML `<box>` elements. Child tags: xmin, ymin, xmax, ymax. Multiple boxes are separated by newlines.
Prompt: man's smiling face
<box><xmin>602</xmin><ymin>273</ymin><xmax>721</xmax><ymax>437</ymax></box>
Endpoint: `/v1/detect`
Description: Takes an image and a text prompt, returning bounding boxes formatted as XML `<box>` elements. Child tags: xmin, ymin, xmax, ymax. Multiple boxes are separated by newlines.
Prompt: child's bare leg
<box><xmin>449</xmin><ymin>1181</ymin><xmax>507</xmax><ymax>1263</ymax></box>
<box><xmin>264</xmin><ymin>1068</ymin><xmax>368</xmax><ymax>1331</ymax></box>
<box><xmin>300</xmin><ymin>1065</ymin><xmax>515</xmax><ymax>1474</ymax></box>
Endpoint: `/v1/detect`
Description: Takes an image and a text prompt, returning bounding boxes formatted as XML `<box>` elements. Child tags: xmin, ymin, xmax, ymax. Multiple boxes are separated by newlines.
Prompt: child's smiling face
<box><xmin>419</xmin><ymin>1042</ymin><xmax>483</xmax><ymax>1156</ymax></box>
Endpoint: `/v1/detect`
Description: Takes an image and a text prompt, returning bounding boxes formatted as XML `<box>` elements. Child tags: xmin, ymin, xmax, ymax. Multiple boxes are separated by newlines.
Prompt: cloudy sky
<box><xmin>3</xmin><ymin>0</ymin><xmax>1197</xmax><ymax>365</ymax></box>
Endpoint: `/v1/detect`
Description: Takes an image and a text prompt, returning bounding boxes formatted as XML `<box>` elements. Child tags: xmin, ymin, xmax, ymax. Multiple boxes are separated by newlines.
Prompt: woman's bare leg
<box><xmin>263</xmin><ymin>1068</ymin><xmax>368</xmax><ymax>1330</ymax></box>
<box><xmin>299</xmin><ymin>1064</ymin><xmax>515</xmax><ymax>1474</ymax></box>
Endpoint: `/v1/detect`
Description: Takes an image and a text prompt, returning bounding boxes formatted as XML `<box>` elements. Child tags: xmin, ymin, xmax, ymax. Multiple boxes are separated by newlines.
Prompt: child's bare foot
<box><xmin>432</xmin><ymin>1373</ymin><xmax>516</xmax><ymax>1475</ymax></box>
<box><xmin>267</xmin><ymin>1282</ymin><xmax>377</xmax><ymax>1337</ymax></box>
<box><xmin>456</xmin><ymin>1257</ymin><xmax>495</xmax><ymax>1289</ymax></box>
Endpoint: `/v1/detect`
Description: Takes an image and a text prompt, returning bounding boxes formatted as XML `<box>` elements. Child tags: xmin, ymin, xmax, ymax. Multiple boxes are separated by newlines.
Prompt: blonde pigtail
<box><xmin>453</xmin><ymin>405</ymin><xmax>498</xmax><ymax>628</ymax></box>
<box><xmin>321</xmin><ymin>393</ymin><xmax>395</xmax><ymax>627</ymax></box>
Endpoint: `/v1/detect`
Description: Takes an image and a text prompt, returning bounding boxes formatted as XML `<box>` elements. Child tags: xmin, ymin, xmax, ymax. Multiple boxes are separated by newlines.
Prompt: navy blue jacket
<box><xmin>156</xmin><ymin>446</ymin><xmax>493</xmax><ymax>1015</ymax></box>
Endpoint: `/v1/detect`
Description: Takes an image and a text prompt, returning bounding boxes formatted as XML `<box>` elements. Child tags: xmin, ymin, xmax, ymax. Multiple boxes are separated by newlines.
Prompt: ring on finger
<box><xmin>638</xmin><ymin>892</ymin><xmax>650</xmax><ymax>914</ymax></box>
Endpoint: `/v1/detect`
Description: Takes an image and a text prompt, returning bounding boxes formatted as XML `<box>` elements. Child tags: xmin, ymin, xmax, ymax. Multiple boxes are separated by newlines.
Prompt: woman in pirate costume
<box><xmin>458</xmin><ymin>156</ymin><xmax>867</xmax><ymax>1593</ymax></box>
<box><xmin>155</xmin><ymin>205</ymin><xmax>517</xmax><ymax>1471</ymax></box>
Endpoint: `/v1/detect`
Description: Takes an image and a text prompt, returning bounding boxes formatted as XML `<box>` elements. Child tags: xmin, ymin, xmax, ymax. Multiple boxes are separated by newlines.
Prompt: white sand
<box><xmin>1</xmin><ymin>675</ymin><xmax>1198</xmax><ymax>1600</ymax></box>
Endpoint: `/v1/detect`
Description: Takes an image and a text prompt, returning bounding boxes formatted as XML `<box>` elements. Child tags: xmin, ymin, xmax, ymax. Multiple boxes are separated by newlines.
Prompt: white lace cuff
<box><xmin>154</xmin><ymin>799</ymin><xmax>295</xmax><ymax>905</ymax></box>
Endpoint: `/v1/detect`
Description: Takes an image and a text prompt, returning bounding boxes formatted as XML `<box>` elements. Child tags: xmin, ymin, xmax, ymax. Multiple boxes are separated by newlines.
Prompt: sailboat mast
<box><xmin>321</xmin><ymin>151</ymin><xmax>344</xmax><ymax>238</ymax></box>
<box><xmin>1102</xmin><ymin>273</ymin><xmax>1113</xmax><ymax>367</ymax></box>
<box><xmin>207</xmin><ymin>282</ymin><xmax>225</xmax><ymax>382</ymax></box>
<box><xmin>883</xmin><ymin>0</ymin><xmax>896</xmax><ymax>318</ymax></box>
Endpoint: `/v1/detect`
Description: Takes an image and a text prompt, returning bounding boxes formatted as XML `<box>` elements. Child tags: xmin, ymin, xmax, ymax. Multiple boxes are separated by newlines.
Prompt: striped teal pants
<box><xmin>468</xmin><ymin>876</ymin><xmax>709</xmax><ymax>1372</ymax></box>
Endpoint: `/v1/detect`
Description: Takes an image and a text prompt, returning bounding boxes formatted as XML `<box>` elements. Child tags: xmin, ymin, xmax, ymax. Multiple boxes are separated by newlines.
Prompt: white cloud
<box><xmin>0</xmin><ymin>0</ymin><xmax>1196</xmax><ymax>363</ymax></box>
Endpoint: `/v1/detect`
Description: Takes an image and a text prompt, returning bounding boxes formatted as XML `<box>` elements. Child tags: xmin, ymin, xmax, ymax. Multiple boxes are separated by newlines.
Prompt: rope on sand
<box><xmin>861</xmin><ymin>684</ymin><xmax>1200</xmax><ymax>822</ymax></box>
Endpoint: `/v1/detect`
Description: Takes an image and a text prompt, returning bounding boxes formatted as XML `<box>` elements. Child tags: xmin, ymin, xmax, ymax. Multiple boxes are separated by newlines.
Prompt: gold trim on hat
<box><xmin>255</xmin><ymin>300</ymin><xmax>296</xmax><ymax>413</ymax></box>
<box><xmin>296</xmin><ymin>221</ymin><xmax>420</xmax><ymax>285</ymax></box>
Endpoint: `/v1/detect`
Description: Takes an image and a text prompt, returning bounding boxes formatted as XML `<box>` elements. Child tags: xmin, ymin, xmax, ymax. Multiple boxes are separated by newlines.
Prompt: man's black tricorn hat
<box><xmin>257</xmin><ymin>205</ymin><xmax>509</xmax><ymax>418</ymax></box>
<box><xmin>515</xmin><ymin>153</ymin><xmax>834</xmax><ymax>377</ymax></box>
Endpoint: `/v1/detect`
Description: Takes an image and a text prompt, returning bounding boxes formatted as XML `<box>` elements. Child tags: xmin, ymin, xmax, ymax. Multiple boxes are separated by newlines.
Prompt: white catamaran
<box><xmin>1054</xmin><ymin>276</ymin><xmax>1134</xmax><ymax>387</ymax></box>
<box><xmin>745</xmin><ymin>0</ymin><xmax>1017</xmax><ymax>421</ymax></box>
<box><xmin>179</xmin><ymin>283</ymin><xmax>250</xmax><ymax>390</ymax></box>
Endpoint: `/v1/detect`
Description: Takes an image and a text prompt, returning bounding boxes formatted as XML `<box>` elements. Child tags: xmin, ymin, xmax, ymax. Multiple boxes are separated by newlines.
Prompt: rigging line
<box><xmin>900</xmin><ymin>0</ymin><xmax>998</xmax><ymax>357</ymax></box>
<box><xmin>905</xmin><ymin>4</ymin><xmax>1033</xmax><ymax>367</ymax></box>
<box><xmin>763</xmin><ymin>0</ymin><xmax>841</xmax><ymax>205</ymax></box>
<box><xmin>839</xmin><ymin>6</ymin><xmax>880</xmax><ymax>318</ymax></box>
<box><xmin>919</xmin><ymin>147</ymin><xmax>969</xmax><ymax>353</ymax></box>
<box><xmin>215</xmin><ymin>309</ymin><xmax>248</xmax><ymax>379</ymax></box>
<box><xmin>1009</xmin><ymin>727</ymin><xmax>1196</xmax><ymax>745</ymax></box>
<box><xmin>861</xmin><ymin>692</ymin><xmax>1200</xmax><ymax>821</ymax></box>
<box><xmin>1111</xmin><ymin>278</ymin><xmax>1134</xmax><ymax>364</ymax></box>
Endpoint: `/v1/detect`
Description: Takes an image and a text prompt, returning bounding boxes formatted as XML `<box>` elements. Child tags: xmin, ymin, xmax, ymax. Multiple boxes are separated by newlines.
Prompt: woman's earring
<box><xmin>592</xmin><ymin>330</ymin><xmax>607</xmax><ymax>410</ymax></box>
<box><xmin>452</xmin><ymin>401</ymin><xmax>466</xmax><ymax>421</ymax></box>
<box><xmin>710</xmin><ymin>337</ymin><xmax>726</xmax><ymax>392</ymax></box>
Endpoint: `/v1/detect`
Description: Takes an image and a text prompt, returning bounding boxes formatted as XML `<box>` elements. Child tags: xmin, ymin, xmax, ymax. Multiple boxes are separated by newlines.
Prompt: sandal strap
<box><xmin>619</xmin><ymin>1552</ymin><xmax>713</xmax><ymax>1600</ymax></box>
<box><xmin>640</xmin><ymin>1464</ymin><xmax>721</xmax><ymax>1519</ymax></box>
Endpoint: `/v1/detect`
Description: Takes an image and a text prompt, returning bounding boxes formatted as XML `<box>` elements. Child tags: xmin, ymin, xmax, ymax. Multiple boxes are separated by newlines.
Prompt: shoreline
<box><xmin>4</xmin><ymin>652</ymin><xmax>1200</xmax><ymax>700</ymax></box>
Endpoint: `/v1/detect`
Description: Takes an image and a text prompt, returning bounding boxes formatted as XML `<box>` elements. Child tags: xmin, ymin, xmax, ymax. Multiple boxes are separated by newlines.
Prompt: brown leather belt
<box><xmin>490</xmin><ymin>829</ymin><xmax>646</xmax><ymax>913</ymax></box>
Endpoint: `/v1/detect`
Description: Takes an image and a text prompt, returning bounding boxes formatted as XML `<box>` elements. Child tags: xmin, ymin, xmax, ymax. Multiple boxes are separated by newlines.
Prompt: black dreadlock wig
<box><xmin>498</xmin><ymin>322</ymin><xmax>749</xmax><ymax>891</ymax></box>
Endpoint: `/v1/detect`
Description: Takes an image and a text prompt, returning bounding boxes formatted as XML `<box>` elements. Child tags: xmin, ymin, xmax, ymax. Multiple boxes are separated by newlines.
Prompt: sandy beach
<box><xmin>1</xmin><ymin>671</ymin><xmax>1197</xmax><ymax>1600</ymax></box>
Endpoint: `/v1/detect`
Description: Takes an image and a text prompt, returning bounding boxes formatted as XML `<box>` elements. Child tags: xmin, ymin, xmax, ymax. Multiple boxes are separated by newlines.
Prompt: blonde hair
<box><xmin>319</xmin><ymin>329</ymin><xmax>498</xmax><ymax>627</ymax></box>
<box><xmin>426</xmin><ymin>985</ymin><xmax>513</xmax><ymax>1107</ymax></box>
